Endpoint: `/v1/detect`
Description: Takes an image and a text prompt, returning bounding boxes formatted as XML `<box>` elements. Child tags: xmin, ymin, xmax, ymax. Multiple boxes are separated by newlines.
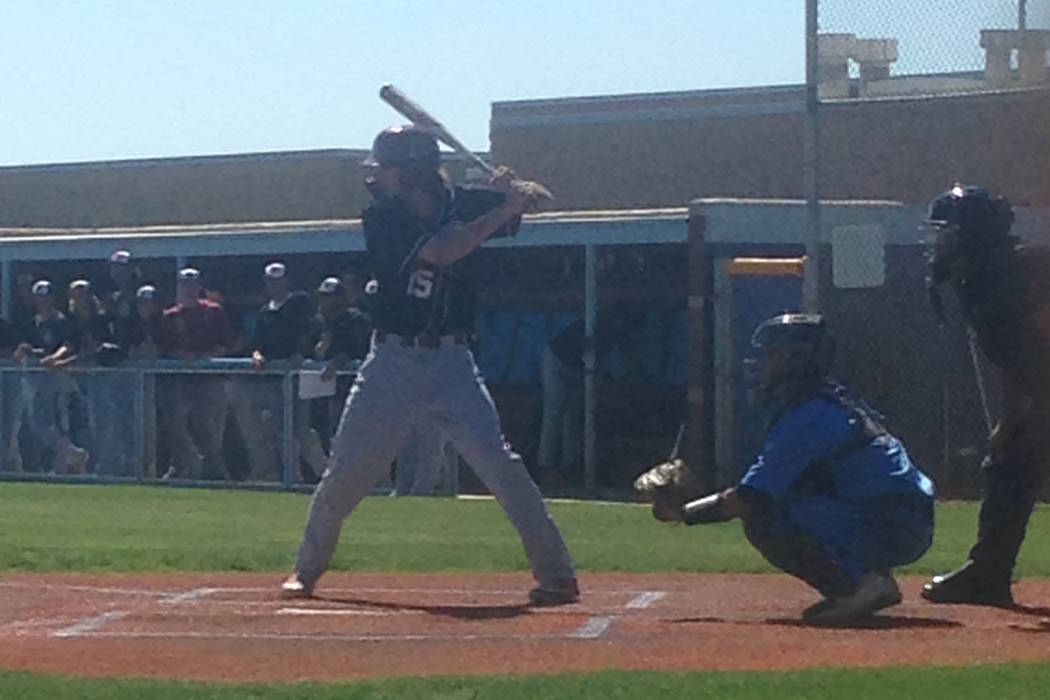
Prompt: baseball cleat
<box><xmin>528</xmin><ymin>578</ymin><xmax>580</xmax><ymax>606</ymax></box>
<box><xmin>278</xmin><ymin>573</ymin><xmax>314</xmax><ymax>599</ymax></box>
<box><xmin>921</xmin><ymin>560</ymin><xmax>1013</xmax><ymax>607</ymax></box>
<box><xmin>802</xmin><ymin>571</ymin><xmax>902</xmax><ymax>626</ymax></box>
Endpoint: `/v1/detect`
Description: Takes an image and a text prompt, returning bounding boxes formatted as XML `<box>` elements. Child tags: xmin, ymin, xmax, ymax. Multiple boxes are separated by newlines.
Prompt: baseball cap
<box><xmin>69</xmin><ymin>279</ymin><xmax>91</xmax><ymax>292</ymax></box>
<box><xmin>109</xmin><ymin>250</ymin><xmax>131</xmax><ymax>265</ymax></box>
<box><xmin>264</xmin><ymin>262</ymin><xmax>287</xmax><ymax>279</ymax></box>
<box><xmin>317</xmin><ymin>276</ymin><xmax>345</xmax><ymax>295</ymax></box>
<box><xmin>363</xmin><ymin>125</ymin><xmax>441</xmax><ymax>168</ymax></box>
<box><xmin>31</xmin><ymin>280</ymin><xmax>53</xmax><ymax>296</ymax></box>
<box><xmin>177</xmin><ymin>267</ymin><xmax>201</xmax><ymax>281</ymax></box>
<box><xmin>136</xmin><ymin>284</ymin><xmax>157</xmax><ymax>301</ymax></box>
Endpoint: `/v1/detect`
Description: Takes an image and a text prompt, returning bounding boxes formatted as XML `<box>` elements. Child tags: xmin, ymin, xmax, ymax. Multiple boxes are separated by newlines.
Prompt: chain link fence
<box><xmin>816</xmin><ymin>1</ymin><xmax>1049</xmax><ymax>100</ymax></box>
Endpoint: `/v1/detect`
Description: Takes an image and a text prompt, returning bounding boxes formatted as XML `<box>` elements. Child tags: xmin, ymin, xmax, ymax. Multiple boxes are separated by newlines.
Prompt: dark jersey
<box><xmin>67</xmin><ymin>310</ymin><xmax>114</xmax><ymax>356</ymax></box>
<box><xmin>956</xmin><ymin>246</ymin><xmax>1050</xmax><ymax>398</ymax></box>
<box><xmin>24</xmin><ymin>312</ymin><xmax>72</xmax><ymax>355</ymax></box>
<box><xmin>252</xmin><ymin>292</ymin><xmax>315</xmax><ymax>359</ymax></box>
<box><xmin>363</xmin><ymin>185</ymin><xmax>518</xmax><ymax>336</ymax></box>
<box><xmin>118</xmin><ymin>313</ymin><xmax>164</xmax><ymax>352</ymax></box>
<box><xmin>315</xmin><ymin>307</ymin><xmax>373</xmax><ymax>362</ymax></box>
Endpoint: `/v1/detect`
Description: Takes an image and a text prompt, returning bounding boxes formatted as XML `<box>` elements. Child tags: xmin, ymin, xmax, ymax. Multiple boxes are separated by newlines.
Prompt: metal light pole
<box><xmin>803</xmin><ymin>0</ymin><xmax>822</xmax><ymax>312</ymax></box>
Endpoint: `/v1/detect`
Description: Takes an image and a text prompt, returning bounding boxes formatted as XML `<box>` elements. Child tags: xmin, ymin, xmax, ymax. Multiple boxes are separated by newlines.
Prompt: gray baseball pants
<box><xmin>293</xmin><ymin>334</ymin><xmax>576</xmax><ymax>588</ymax></box>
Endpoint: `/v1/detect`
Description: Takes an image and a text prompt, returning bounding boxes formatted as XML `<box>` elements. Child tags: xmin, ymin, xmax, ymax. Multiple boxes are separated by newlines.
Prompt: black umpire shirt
<box><xmin>958</xmin><ymin>245</ymin><xmax>1050</xmax><ymax>398</ymax></box>
<box><xmin>363</xmin><ymin>185</ymin><xmax>518</xmax><ymax>337</ymax></box>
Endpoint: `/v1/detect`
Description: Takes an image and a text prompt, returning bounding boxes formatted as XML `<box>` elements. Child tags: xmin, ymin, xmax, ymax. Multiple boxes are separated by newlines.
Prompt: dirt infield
<box><xmin>1</xmin><ymin>572</ymin><xmax>1050</xmax><ymax>683</ymax></box>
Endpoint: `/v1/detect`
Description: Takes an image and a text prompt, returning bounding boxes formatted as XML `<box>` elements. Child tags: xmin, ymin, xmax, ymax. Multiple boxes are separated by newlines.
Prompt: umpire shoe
<box><xmin>802</xmin><ymin>571</ymin><xmax>902</xmax><ymax>627</ymax></box>
<box><xmin>921</xmin><ymin>560</ymin><xmax>1014</xmax><ymax>607</ymax></box>
<box><xmin>278</xmin><ymin>573</ymin><xmax>314</xmax><ymax>600</ymax></box>
<box><xmin>528</xmin><ymin>578</ymin><xmax>580</xmax><ymax>607</ymax></box>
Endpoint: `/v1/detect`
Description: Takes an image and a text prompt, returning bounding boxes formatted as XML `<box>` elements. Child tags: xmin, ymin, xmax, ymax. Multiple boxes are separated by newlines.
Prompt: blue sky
<box><xmin>0</xmin><ymin>0</ymin><xmax>804</xmax><ymax>165</ymax></box>
<box><xmin>0</xmin><ymin>1</ymin><xmax>1039</xmax><ymax>166</ymax></box>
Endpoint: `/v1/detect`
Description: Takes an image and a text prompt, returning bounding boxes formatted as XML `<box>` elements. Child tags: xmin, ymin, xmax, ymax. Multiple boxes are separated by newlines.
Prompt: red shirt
<box><xmin>162</xmin><ymin>300</ymin><xmax>237</xmax><ymax>357</ymax></box>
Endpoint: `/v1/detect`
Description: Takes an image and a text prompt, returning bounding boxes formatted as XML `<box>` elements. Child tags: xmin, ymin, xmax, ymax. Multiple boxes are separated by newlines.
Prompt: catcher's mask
<box><xmin>744</xmin><ymin>313</ymin><xmax>834</xmax><ymax>408</ymax></box>
<box><xmin>923</xmin><ymin>184</ymin><xmax>1015</xmax><ymax>316</ymax></box>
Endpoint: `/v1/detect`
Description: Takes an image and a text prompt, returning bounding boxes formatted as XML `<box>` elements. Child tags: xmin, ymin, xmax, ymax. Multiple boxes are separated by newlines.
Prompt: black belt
<box><xmin>374</xmin><ymin>330</ymin><xmax>468</xmax><ymax>348</ymax></box>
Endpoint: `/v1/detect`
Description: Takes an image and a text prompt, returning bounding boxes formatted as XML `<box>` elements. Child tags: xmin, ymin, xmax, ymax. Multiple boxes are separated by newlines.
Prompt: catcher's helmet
<box><xmin>363</xmin><ymin>125</ymin><xmax>440</xmax><ymax>169</ymax></box>
<box><xmin>744</xmin><ymin>313</ymin><xmax>834</xmax><ymax>408</ymax></box>
<box><xmin>925</xmin><ymin>184</ymin><xmax>1015</xmax><ymax>286</ymax></box>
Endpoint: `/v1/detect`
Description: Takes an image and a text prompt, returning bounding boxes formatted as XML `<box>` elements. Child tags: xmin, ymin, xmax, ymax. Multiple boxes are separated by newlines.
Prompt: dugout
<box><xmin>0</xmin><ymin>212</ymin><xmax>690</xmax><ymax>494</ymax></box>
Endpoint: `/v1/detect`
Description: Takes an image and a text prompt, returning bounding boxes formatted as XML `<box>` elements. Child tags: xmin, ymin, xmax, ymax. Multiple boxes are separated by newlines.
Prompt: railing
<box><xmin>0</xmin><ymin>359</ymin><xmax>359</xmax><ymax>491</ymax></box>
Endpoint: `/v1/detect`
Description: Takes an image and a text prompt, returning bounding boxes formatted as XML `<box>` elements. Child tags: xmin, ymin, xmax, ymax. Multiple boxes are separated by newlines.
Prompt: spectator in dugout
<box><xmin>42</xmin><ymin>279</ymin><xmax>134</xmax><ymax>476</ymax></box>
<box><xmin>308</xmin><ymin>276</ymin><xmax>373</xmax><ymax>479</ymax></box>
<box><xmin>227</xmin><ymin>261</ymin><xmax>326</xmax><ymax>482</ymax></box>
<box><xmin>9</xmin><ymin>280</ymin><xmax>90</xmax><ymax>474</ymax></box>
<box><xmin>158</xmin><ymin>267</ymin><xmax>237</xmax><ymax>480</ymax></box>
<box><xmin>104</xmin><ymin>250</ymin><xmax>145</xmax><ymax>342</ymax></box>
<box><xmin>119</xmin><ymin>284</ymin><xmax>166</xmax><ymax>478</ymax></box>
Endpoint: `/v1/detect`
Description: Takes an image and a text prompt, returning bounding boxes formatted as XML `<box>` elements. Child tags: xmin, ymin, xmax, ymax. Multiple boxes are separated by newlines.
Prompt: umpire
<box><xmin>922</xmin><ymin>185</ymin><xmax>1050</xmax><ymax>607</ymax></box>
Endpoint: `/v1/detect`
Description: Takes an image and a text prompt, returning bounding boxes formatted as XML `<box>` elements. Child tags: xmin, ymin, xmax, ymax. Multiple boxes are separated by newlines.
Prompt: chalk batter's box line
<box><xmin>49</xmin><ymin>629</ymin><xmax>610</xmax><ymax>643</ymax></box>
<box><xmin>1</xmin><ymin>584</ymin><xmax>668</xmax><ymax>642</ymax></box>
<box><xmin>0</xmin><ymin>582</ymin><xmax>667</xmax><ymax>598</ymax></box>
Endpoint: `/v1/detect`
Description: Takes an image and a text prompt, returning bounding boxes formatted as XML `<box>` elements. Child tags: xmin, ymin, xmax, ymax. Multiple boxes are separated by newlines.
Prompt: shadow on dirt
<box><xmin>666</xmin><ymin>615</ymin><xmax>962</xmax><ymax>630</ymax></box>
<box><xmin>314</xmin><ymin>595</ymin><xmax>535</xmax><ymax>620</ymax></box>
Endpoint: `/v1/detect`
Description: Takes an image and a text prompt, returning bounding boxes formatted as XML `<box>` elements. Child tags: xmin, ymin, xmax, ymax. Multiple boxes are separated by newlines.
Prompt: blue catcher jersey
<box><xmin>739</xmin><ymin>385</ymin><xmax>935</xmax><ymax>503</ymax></box>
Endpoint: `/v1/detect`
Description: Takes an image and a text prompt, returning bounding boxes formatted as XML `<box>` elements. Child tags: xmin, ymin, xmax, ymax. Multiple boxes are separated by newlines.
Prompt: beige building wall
<box><xmin>491</xmin><ymin>87</ymin><xmax>1050</xmax><ymax>209</ymax></box>
<box><xmin>0</xmin><ymin>150</ymin><xmax>487</xmax><ymax>228</ymax></box>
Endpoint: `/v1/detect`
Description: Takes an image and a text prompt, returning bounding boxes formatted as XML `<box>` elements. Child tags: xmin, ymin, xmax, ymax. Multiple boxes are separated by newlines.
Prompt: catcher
<box><xmin>636</xmin><ymin>313</ymin><xmax>935</xmax><ymax>625</ymax></box>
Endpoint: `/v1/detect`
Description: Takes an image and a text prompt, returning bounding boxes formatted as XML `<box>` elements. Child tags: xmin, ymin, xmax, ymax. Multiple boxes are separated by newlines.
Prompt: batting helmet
<box><xmin>925</xmin><ymin>184</ymin><xmax>1015</xmax><ymax>286</ymax></box>
<box><xmin>363</xmin><ymin>125</ymin><xmax>441</xmax><ymax>169</ymax></box>
<box><xmin>744</xmin><ymin>313</ymin><xmax>835</xmax><ymax>409</ymax></box>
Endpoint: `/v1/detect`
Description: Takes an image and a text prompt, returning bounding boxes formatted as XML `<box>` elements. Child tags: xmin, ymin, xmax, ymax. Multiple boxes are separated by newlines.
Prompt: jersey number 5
<box><xmin>407</xmin><ymin>269</ymin><xmax>435</xmax><ymax>299</ymax></box>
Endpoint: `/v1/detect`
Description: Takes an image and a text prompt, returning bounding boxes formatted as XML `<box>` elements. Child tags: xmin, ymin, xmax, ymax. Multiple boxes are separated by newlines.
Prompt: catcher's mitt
<box><xmin>633</xmin><ymin>458</ymin><xmax>698</xmax><ymax>523</ymax></box>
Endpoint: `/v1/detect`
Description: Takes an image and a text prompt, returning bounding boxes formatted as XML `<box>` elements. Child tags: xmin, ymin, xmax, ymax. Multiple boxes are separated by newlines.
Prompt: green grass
<box><xmin>3</xmin><ymin>664</ymin><xmax>1050</xmax><ymax>700</ymax></box>
<box><xmin>0</xmin><ymin>482</ymin><xmax>1048</xmax><ymax>576</ymax></box>
<box><xmin>2</xmin><ymin>483</ymin><xmax>1050</xmax><ymax>698</ymax></box>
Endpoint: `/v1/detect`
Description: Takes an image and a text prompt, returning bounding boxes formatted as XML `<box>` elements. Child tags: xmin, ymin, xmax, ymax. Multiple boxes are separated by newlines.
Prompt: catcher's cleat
<box><xmin>278</xmin><ymin>573</ymin><xmax>314</xmax><ymax>600</ymax></box>
<box><xmin>802</xmin><ymin>571</ymin><xmax>902</xmax><ymax>626</ymax></box>
<box><xmin>921</xmin><ymin>560</ymin><xmax>1014</xmax><ymax>607</ymax></box>
<box><xmin>528</xmin><ymin>578</ymin><xmax>580</xmax><ymax>607</ymax></box>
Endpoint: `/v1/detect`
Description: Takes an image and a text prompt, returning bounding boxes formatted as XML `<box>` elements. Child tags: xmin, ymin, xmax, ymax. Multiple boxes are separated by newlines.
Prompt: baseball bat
<box><xmin>379</xmin><ymin>84</ymin><xmax>495</xmax><ymax>176</ymax></box>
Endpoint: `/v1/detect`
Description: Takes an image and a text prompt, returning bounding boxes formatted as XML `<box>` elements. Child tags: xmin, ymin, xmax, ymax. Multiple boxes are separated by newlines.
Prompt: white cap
<box><xmin>68</xmin><ymin>279</ymin><xmax>91</xmax><ymax>292</ymax></box>
<box><xmin>136</xmin><ymin>284</ymin><xmax>157</xmax><ymax>301</ymax></box>
<box><xmin>110</xmin><ymin>250</ymin><xmax>131</xmax><ymax>265</ymax></box>
<box><xmin>317</xmin><ymin>276</ymin><xmax>344</xmax><ymax>295</ymax></box>
<box><xmin>264</xmin><ymin>262</ymin><xmax>286</xmax><ymax>279</ymax></box>
<box><xmin>31</xmin><ymin>279</ymin><xmax>53</xmax><ymax>296</ymax></box>
<box><xmin>178</xmin><ymin>267</ymin><xmax>201</xmax><ymax>281</ymax></box>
